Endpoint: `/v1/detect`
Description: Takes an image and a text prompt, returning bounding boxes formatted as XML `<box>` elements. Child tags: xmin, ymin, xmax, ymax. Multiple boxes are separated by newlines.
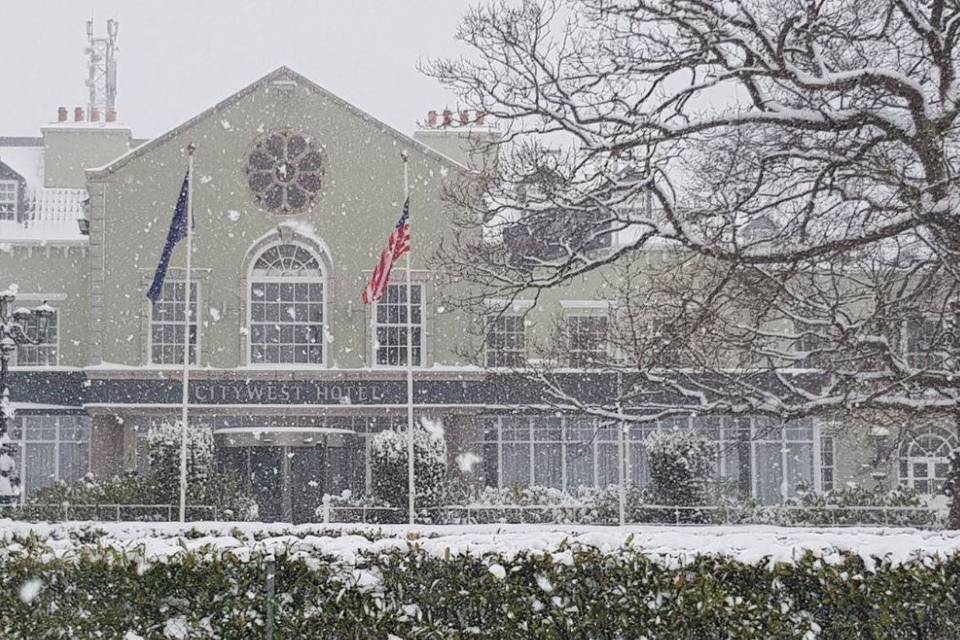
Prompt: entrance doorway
<box><xmin>214</xmin><ymin>427</ymin><xmax>360</xmax><ymax>523</ymax></box>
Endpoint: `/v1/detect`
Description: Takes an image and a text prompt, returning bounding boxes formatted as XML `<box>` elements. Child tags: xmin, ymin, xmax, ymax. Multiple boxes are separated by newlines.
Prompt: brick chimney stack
<box><xmin>442</xmin><ymin>109</ymin><xmax>453</xmax><ymax>127</ymax></box>
<box><xmin>90</xmin><ymin>108</ymin><xmax>100</xmax><ymax>122</ymax></box>
<box><xmin>57</xmin><ymin>107</ymin><xmax>68</xmax><ymax>123</ymax></box>
<box><xmin>427</xmin><ymin>110</ymin><xmax>438</xmax><ymax>127</ymax></box>
<box><xmin>74</xmin><ymin>107</ymin><xmax>84</xmax><ymax>122</ymax></box>
<box><xmin>106</xmin><ymin>110</ymin><xmax>117</xmax><ymax>123</ymax></box>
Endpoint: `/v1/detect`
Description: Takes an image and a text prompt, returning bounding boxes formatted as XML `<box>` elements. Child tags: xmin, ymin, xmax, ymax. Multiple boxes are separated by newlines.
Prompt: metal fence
<box><xmin>0</xmin><ymin>501</ymin><xmax>942</xmax><ymax>528</ymax></box>
<box><xmin>319</xmin><ymin>502</ymin><xmax>944</xmax><ymax>528</ymax></box>
<box><xmin>0</xmin><ymin>503</ymin><xmax>219</xmax><ymax>522</ymax></box>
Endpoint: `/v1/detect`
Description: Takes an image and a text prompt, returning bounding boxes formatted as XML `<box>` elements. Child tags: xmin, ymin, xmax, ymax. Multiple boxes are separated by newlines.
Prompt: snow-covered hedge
<box><xmin>370</xmin><ymin>418</ymin><xmax>447</xmax><ymax>514</ymax></box>
<box><xmin>646</xmin><ymin>429</ymin><xmax>715</xmax><ymax>508</ymax></box>
<box><xmin>2</xmin><ymin>523</ymin><xmax>959</xmax><ymax>638</ymax></box>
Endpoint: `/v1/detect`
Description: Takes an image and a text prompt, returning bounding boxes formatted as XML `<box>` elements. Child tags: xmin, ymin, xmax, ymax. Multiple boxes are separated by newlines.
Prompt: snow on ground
<box><xmin>2</xmin><ymin>520</ymin><xmax>960</xmax><ymax>568</ymax></box>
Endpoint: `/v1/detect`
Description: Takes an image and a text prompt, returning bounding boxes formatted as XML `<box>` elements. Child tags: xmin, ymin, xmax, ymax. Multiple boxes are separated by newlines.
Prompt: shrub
<box><xmin>23</xmin><ymin>422</ymin><xmax>257</xmax><ymax>521</ymax></box>
<box><xmin>2</xmin><ymin>536</ymin><xmax>959</xmax><ymax>638</ymax></box>
<box><xmin>370</xmin><ymin>417</ymin><xmax>447</xmax><ymax>512</ymax></box>
<box><xmin>646</xmin><ymin>429</ymin><xmax>715</xmax><ymax>507</ymax></box>
<box><xmin>945</xmin><ymin>450</ymin><xmax>960</xmax><ymax>529</ymax></box>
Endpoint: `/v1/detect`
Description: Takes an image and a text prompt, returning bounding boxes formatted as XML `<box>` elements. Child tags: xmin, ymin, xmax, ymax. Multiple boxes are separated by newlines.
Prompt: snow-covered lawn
<box><xmin>3</xmin><ymin>520</ymin><xmax>959</xmax><ymax>567</ymax></box>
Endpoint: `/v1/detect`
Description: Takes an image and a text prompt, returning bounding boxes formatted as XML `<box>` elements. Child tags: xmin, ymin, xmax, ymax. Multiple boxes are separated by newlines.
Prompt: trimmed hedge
<box><xmin>2</xmin><ymin>539</ymin><xmax>959</xmax><ymax>638</ymax></box>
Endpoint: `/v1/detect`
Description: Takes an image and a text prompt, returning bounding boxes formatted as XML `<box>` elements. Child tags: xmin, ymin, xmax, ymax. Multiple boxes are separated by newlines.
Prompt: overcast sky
<box><xmin>0</xmin><ymin>0</ymin><xmax>473</xmax><ymax>138</ymax></box>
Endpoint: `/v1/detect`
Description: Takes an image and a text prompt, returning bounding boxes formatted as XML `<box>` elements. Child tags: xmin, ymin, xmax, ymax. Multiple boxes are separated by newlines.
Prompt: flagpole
<box><xmin>402</xmin><ymin>151</ymin><xmax>415</xmax><ymax>526</ymax></box>
<box><xmin>178</xmin><ymin>143</ymin><xmax>196</xmax><ymax>523</ymax></box>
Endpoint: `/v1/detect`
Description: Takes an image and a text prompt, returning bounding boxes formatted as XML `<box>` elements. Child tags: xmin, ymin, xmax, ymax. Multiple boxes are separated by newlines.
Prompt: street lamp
<box><xmin>0</xmin><ymin>287</ymin><xmax>54</xmax><ymax>506</ymax></box>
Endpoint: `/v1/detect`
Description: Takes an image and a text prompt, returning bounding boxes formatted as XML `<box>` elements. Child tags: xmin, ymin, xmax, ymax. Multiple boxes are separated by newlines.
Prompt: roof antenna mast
<box><xmin>85</xmin><ymin>18</ymin><xmax>119</xmax><ymax>118</ymax></box>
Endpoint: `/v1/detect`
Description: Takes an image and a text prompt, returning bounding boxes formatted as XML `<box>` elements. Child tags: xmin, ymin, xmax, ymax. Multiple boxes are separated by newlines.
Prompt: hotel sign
<box><xmin>57</xmin><ymin>371</ymin><xmax>664</xmax><ymax>407</ymax></box>
<box><xmin>190</xmin><ymin>380</ymin><xmax>399</xmax><ymax>404</ymax></box>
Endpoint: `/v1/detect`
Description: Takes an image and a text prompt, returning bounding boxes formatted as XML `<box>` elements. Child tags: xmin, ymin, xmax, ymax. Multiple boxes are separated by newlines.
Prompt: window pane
<box><xmin>249</xmin><ymin>244</ymin><xmax>324</xmax><ymax>365</ymax></box>
<box><xmin>375</xmin><ymin>284</ymin><xmax>424</xmax><ymax>367</ymax></box>
<box><xmin>150</xmin><ymin>281</ymin><xmax>199</xmax><ymax>365</ymax></box>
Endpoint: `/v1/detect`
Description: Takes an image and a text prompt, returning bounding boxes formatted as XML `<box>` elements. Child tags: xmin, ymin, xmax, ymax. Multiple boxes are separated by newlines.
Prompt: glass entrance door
<box><xmin>288</xmin><ymin>446</ymin><xmax>325</xmax><ymax>523</ymax></box>
<box><xmin>216</xmin><ymin>444</ymin><xmax>326</xmax><ymax>522</ymax></box>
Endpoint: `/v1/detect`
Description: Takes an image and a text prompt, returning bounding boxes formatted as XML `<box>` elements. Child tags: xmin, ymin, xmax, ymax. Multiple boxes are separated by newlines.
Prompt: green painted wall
<box><xmin>0</xmin><ymin>243</ymin><xmax>89</xmax><ymax>367</ymax></box>
<box><xmin>85</xmin><ymin>75</ymin><xmax>472</xmax><ymax>369</ymax></box>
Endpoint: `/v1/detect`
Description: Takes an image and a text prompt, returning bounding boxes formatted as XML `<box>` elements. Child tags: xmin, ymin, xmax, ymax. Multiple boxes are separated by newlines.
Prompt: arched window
<box><xmin>249</xmin><ymin>243</ymin><xmax>325</xmax><ymax>365</ymax></box>
<box><xmin>898</xmin><ymin>426</ymin><xmax>958</xmax><ymax>495</ymax></box>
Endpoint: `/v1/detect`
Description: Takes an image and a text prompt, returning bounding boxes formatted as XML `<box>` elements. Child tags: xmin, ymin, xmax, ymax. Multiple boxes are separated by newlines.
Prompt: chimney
<box><xmin>105</xmin><ymin>110</ymin><xmax>117</xmax><ymax>123</ymax></box>
<box><xmin>90</xmin><ymin>108</ymin><xmax>100</xmax><ymax>122</ymax></box>
<box><xmin>74</xmin><ymin>107</ymin><xmax>84</xmax><ymax>122</ymax></box>
<box><xmin>459</xmin><ymin>110</ymin><xmax>470</xmax><ymax>125</ymax></box>
<box><xmin>57</xmin><ymin>107</ymin><xmax>68</xmax><ymax>123</ymax></box>
<box><xmin>475</xmin><ymin>111</ymin><xmax>486</xmax><ymax>125</ymax></box>
<box><xmin>427</xmin><ymin>110</ymin><xmax>437</xmax><ymax>127</ymax></box>
<box><xmin>442</xmin><ymin>109</ymin><xmax>453</xmax><ymax>127</ymax></box>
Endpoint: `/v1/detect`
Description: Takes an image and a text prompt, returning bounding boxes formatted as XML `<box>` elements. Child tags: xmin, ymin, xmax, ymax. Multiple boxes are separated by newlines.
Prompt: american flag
<box><xmin>361</xmin><ymin>198</ymin><xmax>410</xmax><ymax>304</ymax></box>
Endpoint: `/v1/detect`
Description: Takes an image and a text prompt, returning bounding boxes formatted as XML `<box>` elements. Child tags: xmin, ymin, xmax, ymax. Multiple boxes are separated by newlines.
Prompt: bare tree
<box><xmin>426</xmin><ymin>0</ymin><xmax>960</xmax><ymax>519</ymax></box>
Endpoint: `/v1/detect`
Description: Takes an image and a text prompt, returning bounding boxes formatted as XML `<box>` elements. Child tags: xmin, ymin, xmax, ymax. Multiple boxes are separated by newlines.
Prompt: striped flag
<box><xmin>146</xmin><ymin>171</ymin><xmax>190</xmax><ymax>303</ymax></box>
<box><xmin>362</xmin><ymin>198</ymin><xmax>410</xmax><ymax>304</ymax></box>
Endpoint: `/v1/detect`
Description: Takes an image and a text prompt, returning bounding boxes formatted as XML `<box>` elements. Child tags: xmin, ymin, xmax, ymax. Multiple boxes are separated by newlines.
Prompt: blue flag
<box><xmin>146</xmin><ymin>172</ymin><xmax>190</xmax><ymax>303</ymax></box>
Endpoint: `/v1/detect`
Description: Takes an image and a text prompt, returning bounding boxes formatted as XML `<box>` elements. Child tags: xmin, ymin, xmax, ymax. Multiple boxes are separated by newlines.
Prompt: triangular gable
<box><xmin>87</xmin><ymin>66</ymin><xmax>467</xmax><ymax>178</ymax></box>
<box><xmin>0</xmin><ymin>158</ymin><xmax>23</xmax><ymax>182</ymax></box>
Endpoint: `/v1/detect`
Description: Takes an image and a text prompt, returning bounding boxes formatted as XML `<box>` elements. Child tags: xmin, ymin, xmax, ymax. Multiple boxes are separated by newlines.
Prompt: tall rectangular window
<box><xmin>486</xmin><ymin>314</ymin><xmax>526</xmax><ymax>367</ymax></box>
<box><xmin>792</xmin><ymin>322</ymin><xmax>831</xmax><ymax>369</ymax></box>
<box><xmin>820</xmin><ymin>435</ymin><xmax>835</xmax><ymax>492</ymax></box>
<box><xmin>150</xmin><ymin>280</ymin><xmax>199</xmax><ymax>365</ymax></box>
<box><xmin>904</xmin><ymin>317</ymin><xmax>955</xmax><ymax>368</ymax></box>
<box><xmin>9</xmin><ymin>415</ymin><xmax>91</xmax><ymax>497</ymax></box>
<box><xmin>0</xmin><ymin>180</ymin><xmax>16</xmax><ymax>220</ymax></box>
<box><xmin>565</xmin><ymin>315</ymin><xmax>608</xmax><ymax>368</ymax></box>
<box><xmin>16</xmin><ymin>309</ymin><xmax>58</xmax><ymax>366</ymax></box>
<box><xmin>375</xmin><ymin>283</ymin><xmax>423</xmax><ymax>366</ymax></box>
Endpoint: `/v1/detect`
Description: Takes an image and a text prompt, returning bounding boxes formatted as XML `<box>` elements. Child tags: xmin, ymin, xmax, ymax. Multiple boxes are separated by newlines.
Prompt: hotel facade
<box><xmin>0</xmin><ymin>67</ymin><xmax>946</xmax><ymax>521</ymax></box>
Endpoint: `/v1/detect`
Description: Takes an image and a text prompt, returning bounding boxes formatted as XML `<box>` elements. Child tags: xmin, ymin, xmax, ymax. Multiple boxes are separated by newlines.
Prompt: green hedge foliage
<box><xmin>2</xmin><ymin>539</ymin><xmax>959</xmax><ymax>639</ymax></box>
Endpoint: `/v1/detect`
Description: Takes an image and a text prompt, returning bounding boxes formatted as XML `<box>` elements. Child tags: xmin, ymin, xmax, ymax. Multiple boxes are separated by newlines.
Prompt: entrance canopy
<box><xmin>214</xmin><ymin>426</ymin><xmax>355</xmax><ymax>447</ymax></box>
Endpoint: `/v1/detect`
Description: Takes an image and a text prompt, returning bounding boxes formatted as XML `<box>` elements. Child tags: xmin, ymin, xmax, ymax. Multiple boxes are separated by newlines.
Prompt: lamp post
<box><xmin>0</xmin><ymin>286</ymin><xmax>54</xmax><ymax>506</ymax></box>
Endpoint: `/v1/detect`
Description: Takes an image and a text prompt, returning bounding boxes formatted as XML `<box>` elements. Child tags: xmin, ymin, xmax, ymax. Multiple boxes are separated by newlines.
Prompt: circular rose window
<box><xmin>245</xmin><ymin>130</ymin><xmax>324</xmax><ymax>213</ymax></box>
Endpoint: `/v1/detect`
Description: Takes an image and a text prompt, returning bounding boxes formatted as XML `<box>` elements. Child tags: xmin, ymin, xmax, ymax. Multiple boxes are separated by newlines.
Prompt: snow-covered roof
<box><xmin>0</xmin><ymin>144</ymin><xmax>44</xmax><ymax>194</ymax></box>
<box><xmin>40</xmin><ymin>120</ymin><xmax>131</xmax><ymax>132</ymax></box>
<box><xmin>0</xmin><ymin>142</ymin><xmax>88</xmax><ymax>243</ymax></box>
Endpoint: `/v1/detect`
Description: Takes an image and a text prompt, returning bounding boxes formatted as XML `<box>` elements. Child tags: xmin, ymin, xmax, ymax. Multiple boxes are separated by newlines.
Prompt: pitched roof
<box><xmin>0</xmin><ymin>158</ymin><xmax>22</xmax><ymax>181</ymax></box>
<box><xmin>88</xmin><ymin>66</ymin><xmax>467</xmax><ymax>177</ymax></box>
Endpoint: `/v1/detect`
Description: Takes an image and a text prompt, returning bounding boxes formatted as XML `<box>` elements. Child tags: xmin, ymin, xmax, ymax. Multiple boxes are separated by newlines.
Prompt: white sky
<box><xmin>0</xmin><ymin>0</ymin><xmax>473</xmax><ymax>138</ymax></box>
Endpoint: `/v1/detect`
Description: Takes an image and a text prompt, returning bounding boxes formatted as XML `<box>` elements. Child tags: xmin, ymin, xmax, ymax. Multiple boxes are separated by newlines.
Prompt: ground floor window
<box><xmin>8</xmin><ymin>415</ymin><xmax>91</xmax><ymax>498</ymax></box>
<box><xmin>898</xmin><ymin>425</ymin><xmax>957</xmax><ymax>495</ymax></box>
<box><xmin>476</xmin><ymin>414</ymin><xmax>820</xmax><ymax>504</ymax></box>
<box><xmin>820</xmin><ymin>435</ymin><xmax>835</xmax><ymax>492</ymax></box>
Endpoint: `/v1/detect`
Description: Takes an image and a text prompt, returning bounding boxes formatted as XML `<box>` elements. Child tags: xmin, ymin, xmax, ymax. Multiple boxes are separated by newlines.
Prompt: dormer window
<box><xmin>0</xmin><ymin>180</ymin><xmax>17</xmax><ymax>220</ymax></box>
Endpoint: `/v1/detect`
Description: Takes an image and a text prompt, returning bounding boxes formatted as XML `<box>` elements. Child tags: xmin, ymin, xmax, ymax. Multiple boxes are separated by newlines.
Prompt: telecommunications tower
<box><xmin>85</xmin><ymin>19</ymin><xmax>119</xmax><ymax>117</ymax></box>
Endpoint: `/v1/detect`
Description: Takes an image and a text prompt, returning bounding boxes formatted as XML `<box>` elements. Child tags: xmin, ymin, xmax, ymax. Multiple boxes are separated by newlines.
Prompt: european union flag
<box><xmin>146</xmin><ymin>172</ymin><xmax>190</xmax><ymax>303</ymax></box>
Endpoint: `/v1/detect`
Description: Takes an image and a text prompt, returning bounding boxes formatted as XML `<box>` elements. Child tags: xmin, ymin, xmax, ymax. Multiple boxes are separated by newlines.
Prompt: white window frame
<box><xmin>564</xmin><ymin>313</ymin><xmax>609</xmax><ymax>368</ymax></box>
<box><xmin>0</xmin><ymin>179</ymin><xmax>17</xmax><ymax>220</ymax></box>
<box><xmin>485</xmin><ymin>313</ymin><xmax>526</xmax><ymax>368</ymax></box>
<box><xmin>12</xmin><ymin>293</ymin><xmax>65</xmax><ymax>368</ymax></box>
<box><xmin>903</xmin><ymin>315</ymin><xmax>957</xmax><ymax>368</ymax></box>
<box><xmin>15</xmin><ymin>306</ymin><xmax>60</xmax><ymax>367</ymax></box>
<box><xmin>477</xmin><ymin>414</ymin><xmax>824</xmax><ymax>504</ymax></box>
<box><xmin>9</xmin><ymin>414</ymin><xmax>91</xmax><ymax>498</ymax></box>
<box><xmin>148</xmin><ymin>279</ymin><xmax>201</xmax><ymax>367</ymax></box>
<box><xmin>246</xmin><ymin>242</ymin><xmax>327</xmax><ymax>369</ymax></box>
<box><xmin>372</xmin><ymin>281</ymin><xmax>425</xmax><ymax>368</ymax></box>
<box><xmin>819</xmin><ymin>434</ymin><xmax>835</xmax><ymax>492</ymax></box>
<box><xmin>897</xmin><ymin>425</ymin><xmax>957</xmax><ymax>495</ymax></box>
